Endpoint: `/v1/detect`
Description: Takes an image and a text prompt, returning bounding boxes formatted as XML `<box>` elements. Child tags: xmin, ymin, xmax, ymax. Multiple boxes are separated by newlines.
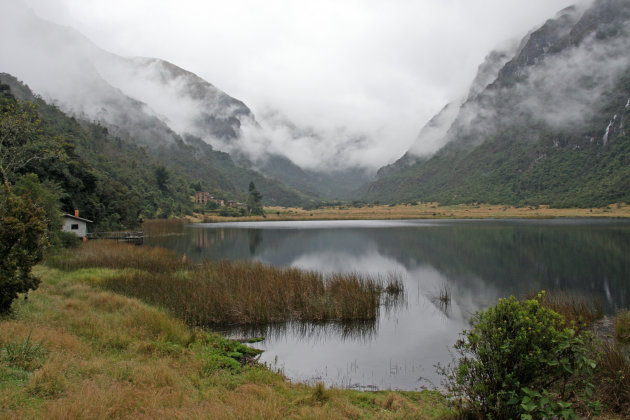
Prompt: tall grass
<box><xmin>142</xmin><ymin>218</ymin><xmax>187</xmax><ymax>237</ymax></box>
<box><xmin>595</xmin><ymin>341</ymin><xmax>630</xmax><ymax>413</ymax></box>
<box><xmin>528</xmin><ymin>290</ymin><xmax>602</xmax><ymax>330</ymax></box>
<box><xmin>47</xmin><ymin>242</ymin><xmax>395</xmax><ymax>326</ymax></box>
<box><xmin>47</xmin><ymin>242</ymin><xmax>182</xmax><ymax>273</ymax></box>
<box><xmin>615</xmin><ymin>310</ymin><xmax>630</xmax><ymax>342</ymax></box>
<box><xmin>102</xmin><ymin>262</ymin><xmax>382</xmax><ymax>325</ymax></box>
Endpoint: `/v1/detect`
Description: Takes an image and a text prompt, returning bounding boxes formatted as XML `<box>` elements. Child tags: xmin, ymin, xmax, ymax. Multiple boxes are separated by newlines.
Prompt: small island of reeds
<box><xmin>47</xmin><ymin>242</ymin><xmax>403</xmax><ymax>326</ymax></box>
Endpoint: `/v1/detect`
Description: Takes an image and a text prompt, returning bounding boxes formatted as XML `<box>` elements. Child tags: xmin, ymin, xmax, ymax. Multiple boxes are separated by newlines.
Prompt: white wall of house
<box><xmin>62</xmin><ymin>217</ymin><xmax>88</xmax><ymax>237</ymax></box>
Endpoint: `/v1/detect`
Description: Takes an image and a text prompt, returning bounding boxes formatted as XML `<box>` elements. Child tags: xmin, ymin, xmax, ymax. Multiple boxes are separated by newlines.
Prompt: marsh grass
<box><xmin>0</xmin><ymin>265</ymin><xmax>448</xmax><ymax>419</ymax></box>
<box><xmin>47</xmin><ymin>242</ymin><xmax>397</xmax><ymax>326</ymax></box>
<box><xmin>1</xmin><ymin>331</ymin><xmax>47</xmax><ymax>371</ymax></box>
<box><xmin>596</xmin><ymin>341</ymin><xmax>630</xmax><ymax>414</ymax></box>
<box><xmin>528</xmin><ymin>290</ymin><xmax>603</xmax><ymax>330</ymax></box>
<box><xmin>47</xmin><ymin>242</ymin><xmax>182</xmax><ymax>273</ymax></box>
<box><xmin>615</xmin><ymin>310</ymin><xmax>630</xmax><ymax>342</ymax></box>
<box><xmin>101</xmin><ymin>262</ymin><xmax>383</xmax><ymax>325</ymax></box>
<box><xmin>142</xmin><ymin>218</ymin><xmax>187</xmax><ymax>237</ymax></box>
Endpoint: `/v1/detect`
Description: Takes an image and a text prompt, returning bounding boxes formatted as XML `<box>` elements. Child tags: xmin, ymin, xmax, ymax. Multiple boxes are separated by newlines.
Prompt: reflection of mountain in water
<box><xmin>147</xmin><ymin>220</ymin><xmax>630</xmax><ymax>313</ymax></box>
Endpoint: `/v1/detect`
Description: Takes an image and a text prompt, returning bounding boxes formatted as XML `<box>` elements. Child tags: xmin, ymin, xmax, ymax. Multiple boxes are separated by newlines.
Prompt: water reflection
<box><xmin>145</xmin><ymin>218</ymin><xmax>630</xmax><ymax>390</ymax></box>
<box><xmin>221</xmin><ymin>319</ymin><xmax>379</xmax><ymax>344</ymax></box>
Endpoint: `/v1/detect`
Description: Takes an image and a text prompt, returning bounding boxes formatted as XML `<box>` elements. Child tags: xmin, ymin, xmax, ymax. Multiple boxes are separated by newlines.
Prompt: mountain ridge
<box><xmin>360</xmin><ymin>0</ymin><xmax>630</xmax><ymax>207</ymax></box>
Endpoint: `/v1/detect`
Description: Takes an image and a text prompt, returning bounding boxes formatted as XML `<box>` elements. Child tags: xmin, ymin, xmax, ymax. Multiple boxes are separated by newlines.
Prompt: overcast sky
<box><xmin>24</xmin><ymin>0</ymin><xmax>578</xmax><ymax>167</ymax></box>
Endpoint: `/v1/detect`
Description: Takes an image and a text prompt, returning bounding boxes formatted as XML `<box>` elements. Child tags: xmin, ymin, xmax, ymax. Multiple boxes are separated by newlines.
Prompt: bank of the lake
<box><xmin>192</xmin><ymin>202</ymin><xmax>630</xmax><ymax>223</ymax></box>
<box><xmin>0</xmin><ymin>265</ymin><xmax>449</xmax><ymax>419</ymax></box>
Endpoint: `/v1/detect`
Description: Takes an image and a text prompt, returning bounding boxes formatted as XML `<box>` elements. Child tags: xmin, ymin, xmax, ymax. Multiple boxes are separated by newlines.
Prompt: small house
<box><xmin>62</xmin><ymin>210</ymin><xmax>93</xmax><ymax>238</ymax></box>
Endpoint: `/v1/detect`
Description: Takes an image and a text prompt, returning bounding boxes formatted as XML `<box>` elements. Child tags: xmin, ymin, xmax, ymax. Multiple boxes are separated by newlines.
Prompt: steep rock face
<box><xmin>380</xmin><ymin>40</ymin><xmax>518</xmax><ymax>179</ymax></box>
<box><xmin>363</xmin><ymin>0</ymin><xmax>630</xmax><ymax>206</ymax></box>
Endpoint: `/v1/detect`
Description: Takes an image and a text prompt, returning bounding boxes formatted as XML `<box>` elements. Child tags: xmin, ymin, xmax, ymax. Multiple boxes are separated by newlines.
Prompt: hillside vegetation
<box><xmin>361</xmin><ymin>0</ymin><xmax>630</xmax><ymax>208</ymax></box>
<box><xmin>0</xmin><ymin>74</ymin><xmax>311</xmax><ymax>230</ymax></box>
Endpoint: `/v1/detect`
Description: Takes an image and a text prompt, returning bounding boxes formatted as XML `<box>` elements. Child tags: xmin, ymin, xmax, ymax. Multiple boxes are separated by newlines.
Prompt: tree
<box><xmin>0</xmin><ymin>98</ymin><xmax>43</xmax><ymax>186</ymax></box>
<box><xmin>0</xmin><ymin>93</ymin><xmax>52</xmax><ymax>313</ymax></box>
<box><xmin>154</xmin><ymin>165</ymin><xmax>170</xmax><ymax>192</ymax></box>
<box><xmin>0</xmin><ymin>185</ymin><xmax>48</xmax><ymax>313</ymax></box>
<box><xmin>247</xmin><ymin>181</ymin><xmax>263</xmax><ymax>215</ymax></box>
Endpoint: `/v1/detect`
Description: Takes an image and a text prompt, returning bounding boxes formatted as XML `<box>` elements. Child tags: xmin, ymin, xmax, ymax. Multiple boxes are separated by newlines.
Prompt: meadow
<box><xmin>195</xmin><ymin>202</ymin><xmax>630</xmax><ymax>223</ymax></box>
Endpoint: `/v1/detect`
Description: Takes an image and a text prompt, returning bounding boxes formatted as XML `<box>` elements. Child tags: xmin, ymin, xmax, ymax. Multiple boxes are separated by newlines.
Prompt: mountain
<box><xmin>0</xmin><ymin>1</ymin><xmax>361</xmax><ymax>204</ymax></box>
<box><xmin>361</xmin><ymin>0</ymin><xmax>630</xmax><ymax>207</ymax></box>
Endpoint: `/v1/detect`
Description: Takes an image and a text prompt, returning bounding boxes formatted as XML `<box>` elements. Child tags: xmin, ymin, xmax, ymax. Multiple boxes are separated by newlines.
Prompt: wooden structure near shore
<box><xmin>87</xmin><ymin>231</ymin><xmax>144</xmax><ymax>245</ymax></box>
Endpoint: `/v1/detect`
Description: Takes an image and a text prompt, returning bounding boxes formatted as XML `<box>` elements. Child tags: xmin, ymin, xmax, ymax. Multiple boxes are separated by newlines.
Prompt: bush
<box><xmin>53</xmin><ymin>231</ymin><xmax>82</xmax><ymax>249</ymax></box>
<box><xmin>439</xmin><ymin>292</ymin><xmax>600</xmax><ymax>419</ymax></box>
<box><xmin>0</xmin><ymin>186</ymin><xmax>48</xmax><ymax>313</ymax></box>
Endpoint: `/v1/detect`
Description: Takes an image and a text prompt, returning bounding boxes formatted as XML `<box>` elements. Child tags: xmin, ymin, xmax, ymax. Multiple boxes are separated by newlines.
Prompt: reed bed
<box><xmin>47</xmin><ymin>242</ymin><xmax>395</xmax><ymax>325</ymax></box>
<box><xmin>141</xmin><ymin>218</ymin><xmax>188</xmax><ymax>237</ymax></box>
<box><xmin>47</xmin><ymin>242</ymin><xmax>182</xmax><ymax>273</ymax></box>
<box><xmin>527</xmin><ymin>290</ymin><xmax>603</xmax><ymax>330</ymax></box>
<box><xmin>615</xmin><ymin>310</ymin><xmax>630</xmax><ymax>342</ymax></box>
<box><xmin>102</xmin><ymin>262</ymin><xmax>382</xmax><ymax>325</ymax></box>
<box><xmin>595</xmin><ymin>341</ymin><xmax>630</xmax><ymax>413</ymax></box>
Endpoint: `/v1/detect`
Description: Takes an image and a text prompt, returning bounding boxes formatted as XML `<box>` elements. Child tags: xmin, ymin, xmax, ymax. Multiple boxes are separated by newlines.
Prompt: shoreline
<box><xmin>187</xmin><ymin>202</ymin><xmax>630</xmax><ymax>224</ymax></box>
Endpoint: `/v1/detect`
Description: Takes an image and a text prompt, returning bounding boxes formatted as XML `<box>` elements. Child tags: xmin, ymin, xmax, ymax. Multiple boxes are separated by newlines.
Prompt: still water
<box><xmin>145</xmin><ymin>218</ymin><xmax>630</xmax><ymax>390</ymax></box>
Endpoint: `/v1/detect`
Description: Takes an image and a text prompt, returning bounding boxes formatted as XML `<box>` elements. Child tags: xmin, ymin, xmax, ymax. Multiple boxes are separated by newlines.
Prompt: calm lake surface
<box><xmin>145</xmin><ymin>218</ymin><xmax>630</xmax><ymax>390</ymax></box>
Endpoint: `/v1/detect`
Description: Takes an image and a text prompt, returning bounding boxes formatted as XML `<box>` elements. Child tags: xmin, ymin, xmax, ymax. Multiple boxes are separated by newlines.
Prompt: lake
<box><xmin>145</xmin><ymin>218</ymin><xmax>630</xmax><ymax>391</ymax></box>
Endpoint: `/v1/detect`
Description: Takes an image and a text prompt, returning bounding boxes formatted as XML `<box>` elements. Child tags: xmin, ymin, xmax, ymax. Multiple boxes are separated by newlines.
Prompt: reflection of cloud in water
<box><xmin>290</xmin><ymin>248</ymin><xmax>405</xmax><ymax>275</ymax></box>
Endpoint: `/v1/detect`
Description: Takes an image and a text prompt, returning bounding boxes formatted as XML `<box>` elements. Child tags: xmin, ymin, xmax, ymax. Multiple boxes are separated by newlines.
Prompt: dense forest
<box><xmin>0</xmin><ymin>74</ymin><xmax>313</xmax><ymax>230</ymax></box>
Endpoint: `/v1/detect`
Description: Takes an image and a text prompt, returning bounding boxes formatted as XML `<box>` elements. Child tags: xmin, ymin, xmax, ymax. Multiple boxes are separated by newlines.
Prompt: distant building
<box><xmin>195</xmin><ymin>191</ymin><xmax>211</xmax><ymax>205</ymax></box>
<box><xmin>195</xmin><ymin>192</ymin><xmax>225</xmax><ymax>206</ymax></box>
<box><xmin>62</xmin><ymin>210</ymin><xmax>93</xmax><ymax>238</ymax></box>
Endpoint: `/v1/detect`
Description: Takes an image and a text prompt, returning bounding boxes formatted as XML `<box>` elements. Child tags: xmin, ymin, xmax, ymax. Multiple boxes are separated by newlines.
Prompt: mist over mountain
<box><xmin>0</xmin><ymin>1</ymin><xmax>372</xmax><ymax>200</ymax></box>
<box><xmin>362</xmin><ymin>0</ymin><xmax>630</xmax><ymax>207</ymax></box>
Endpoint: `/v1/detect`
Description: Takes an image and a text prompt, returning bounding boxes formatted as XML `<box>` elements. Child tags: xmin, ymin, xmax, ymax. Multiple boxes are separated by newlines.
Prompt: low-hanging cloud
<box><xmin>20</xmin><ymin>0</ymin><xmax>579</xmax><ymax>170</ymax></box>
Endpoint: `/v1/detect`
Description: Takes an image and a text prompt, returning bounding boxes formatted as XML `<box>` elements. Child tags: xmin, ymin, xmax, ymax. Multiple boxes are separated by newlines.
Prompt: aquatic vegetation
<box><xmin>47</xmin><ymin>242</ymin><xmax>397</xmax><ymax>325</ymax></box>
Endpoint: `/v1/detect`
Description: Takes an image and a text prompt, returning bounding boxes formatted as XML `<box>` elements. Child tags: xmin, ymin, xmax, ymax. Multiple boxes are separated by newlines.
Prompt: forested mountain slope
<box><xmin>0</xmin><ymin>74</ymin><xmax>309</xmax><ymax>229</ymax></box>
<box><xmin>360</xmin><ymin>0</ymin><xmax>630</xmax><ymax>207</ymax></box>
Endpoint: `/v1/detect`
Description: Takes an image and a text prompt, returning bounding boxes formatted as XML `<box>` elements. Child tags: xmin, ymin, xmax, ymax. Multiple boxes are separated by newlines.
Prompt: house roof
<box><xmin>63</xmin><ymin>214</ymin><xmax>93</xmax><ymax>223</ymax></box>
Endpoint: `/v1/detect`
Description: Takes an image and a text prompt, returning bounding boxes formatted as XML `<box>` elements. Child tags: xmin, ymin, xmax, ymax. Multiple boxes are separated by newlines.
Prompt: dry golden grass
<box><xmin>196</xmin><ymin>202</ymin><xmax>630</xmax><ymax>223</ymax></box>
<box><xmin>0</xmin><ymin>266</ymin><xmax>449</xmax><ymax>420</ymax></box>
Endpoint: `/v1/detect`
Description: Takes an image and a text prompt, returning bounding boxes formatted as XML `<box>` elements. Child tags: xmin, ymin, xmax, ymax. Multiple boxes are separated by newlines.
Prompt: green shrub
<box><xmin>1</xmin><ymin>332</ymin><xmax>47</xmax><ymax>371</ymax></box>
<box><xmin>615</xmin><ymin>310</ymin><xmax>630</xmax><ymax>342</ymax></box>
<box><xmin>439</xmin><ymin>292</ymin><xmax>600</xmax><ymax>419</ymax></box>
<box><xmin>0</xmin><ymin>186</ymin><xmax>48</xmax><ymax>313</ymax></box>
<box><xmin>53</xmin><ymin>231</ymin><xmax>82</xmax><ymax>249</ymax></box>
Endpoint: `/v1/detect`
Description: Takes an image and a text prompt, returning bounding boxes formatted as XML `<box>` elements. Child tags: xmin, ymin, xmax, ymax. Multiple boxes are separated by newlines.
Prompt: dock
<box><xmin>87</xmin><ymin>231</ymin><xmax>144</xmax><ymax>245</ymax></box>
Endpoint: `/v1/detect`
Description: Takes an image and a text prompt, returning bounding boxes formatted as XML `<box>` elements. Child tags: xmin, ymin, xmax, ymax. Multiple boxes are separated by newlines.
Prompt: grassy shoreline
<box><xmin>3</xmin><ymin>241</ymin><xmax>630</xmax><ymax>418</ymax></box>
<box><xmin>191</xmin><ymin>202</ymin><xmax>630</xmax><ymax>223</ymax></box>
<box><xmin>0</xmin><ymin>265</ymin><xmax>447</xmax><ymax>419</ymax></box>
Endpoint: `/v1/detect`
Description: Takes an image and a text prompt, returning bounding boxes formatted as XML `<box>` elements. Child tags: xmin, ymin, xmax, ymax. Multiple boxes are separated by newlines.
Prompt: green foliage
<box><xmin>360</xmin><ymin>68</ymin><xmax>630</xmax><ymax>208</ymax></box>
<box><xmin>0</xmin><ymin>186</ymin><xmax>48</xmax><ymax>313</ymax></box>
<box><xmin>0</xmin><ymin>74</ymin><xmax>311</xmax><ymax>232</ymax></box>
<box><xmin>13</xmin><ymin>173</ymin><xmax>63</xmax><ymax>233</ymax></box>
<box><xmin>247</xmin><ymin>181</ymin><xmax>263</xmax><ymax>215</ymax></box>
<box><xmin>192</xmin><ymin>332</ymin><xmax>262</xmax><ymax>374</ymax></box>
<box><xmin>1</xmin><ymin>332</ymin><xmax>47</xmax><ymax>371</ymax></box>
<box><xmin>154</xmin><ymin>165</ymin><xmax>170</xmax><ymax>192</ymax></box>
<box><xmin>614</xmin><ymin>310</ymin><xmax>630</xmax><ymax>342</ymax></box>
<box><xmin>440</xmin><ymin>292</ymin><xmax>600</xmax><ymax>419</ymax></box>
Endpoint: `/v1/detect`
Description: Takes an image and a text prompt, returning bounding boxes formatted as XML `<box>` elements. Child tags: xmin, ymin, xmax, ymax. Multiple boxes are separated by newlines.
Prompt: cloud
<box><xmin>22</xmin><ymin>0</ymin><xmax>578</xmax><ymax>169</ymax></box>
